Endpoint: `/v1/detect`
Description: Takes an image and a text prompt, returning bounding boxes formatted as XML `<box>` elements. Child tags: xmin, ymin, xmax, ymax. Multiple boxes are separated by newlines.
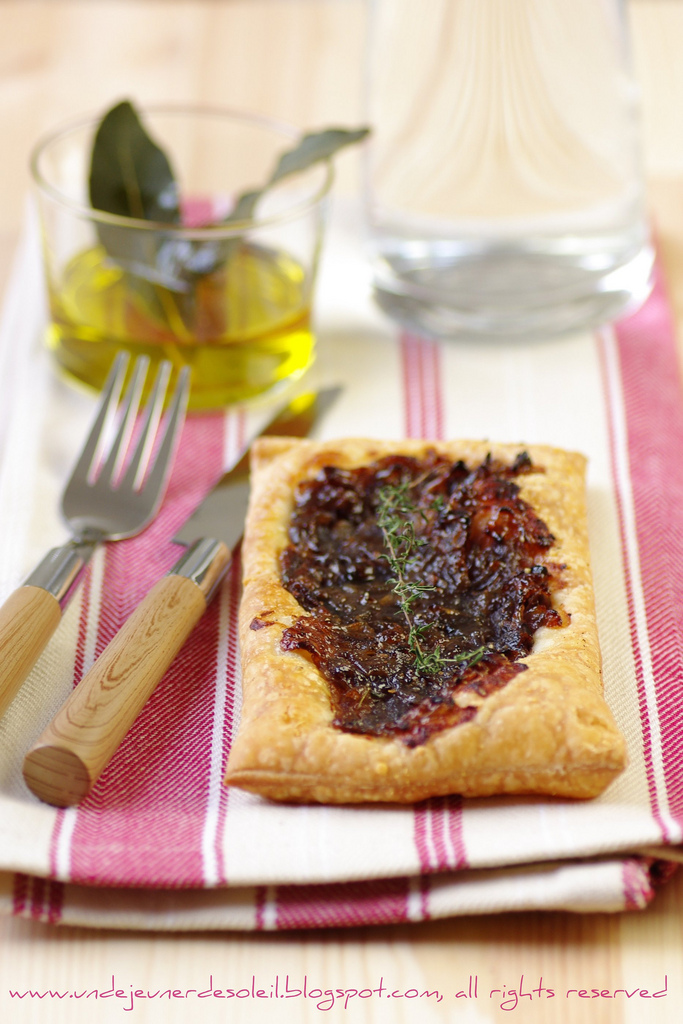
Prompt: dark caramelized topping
<box><xmin>273</xmin><ymin>450</ymin><xmax>565</xmax><ymax>746</ymax></box>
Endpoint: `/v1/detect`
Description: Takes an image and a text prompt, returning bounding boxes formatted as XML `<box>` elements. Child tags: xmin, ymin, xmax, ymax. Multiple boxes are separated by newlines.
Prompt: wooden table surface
<box><xmin>1</xmin><ymin>2</ymin><xmax>683</xmax><ymax>1022</ymax></box>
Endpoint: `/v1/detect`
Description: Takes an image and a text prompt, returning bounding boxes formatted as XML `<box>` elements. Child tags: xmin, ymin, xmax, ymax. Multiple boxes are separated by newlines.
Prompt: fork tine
<box><xmin>118</xmin><ymin>359</ymin><xmax>172</xmax><ymax>493</ymax></box>
<box><xmin>97</xmin><ymin>355</ymin><xmax>149</xmax><ymax>487</ymax></box>
<box><xmin>133</xmin><ymin>365</ymin><xmax>191</xmax><ymax>502</ymax></box>
<box><xmin>68</xmin><ymin>351</ymin><xmax>130</xmax><ymax>486</ymax></box>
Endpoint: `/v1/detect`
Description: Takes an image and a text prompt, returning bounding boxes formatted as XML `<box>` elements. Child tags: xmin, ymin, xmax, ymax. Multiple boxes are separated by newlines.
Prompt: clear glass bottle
<box><xmin>365</xmin><ymin>0</ymin><xmax>654</xmax><ymax>340</ymax></box>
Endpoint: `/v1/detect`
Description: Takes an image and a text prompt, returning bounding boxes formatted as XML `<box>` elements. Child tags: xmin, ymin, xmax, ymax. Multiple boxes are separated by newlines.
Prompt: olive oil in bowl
<box><xmin>47</xmin><ymin>241</ymin><xmax>314</xmax><ymax>410</ymax></box>
<box><xmin>29</xmin><ymin>106</ymin><xmax>368</xmax><ymax>408</ymax></box>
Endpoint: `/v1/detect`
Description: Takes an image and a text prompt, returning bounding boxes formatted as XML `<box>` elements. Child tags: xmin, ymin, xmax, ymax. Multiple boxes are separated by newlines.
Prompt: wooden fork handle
<box><xmin>23</xmin><ymin>540</ymin><xmax>231</xmax><ymax>807</ymax></box>
<box><xmin>0</xmin><ymin>587</ymin><xmax>62</xmax><ymax>720</ymax></box>
<box><xmin>0</xmin><ymin>541</ymin><xmax>95</xmax><ymax>721</ymax></box>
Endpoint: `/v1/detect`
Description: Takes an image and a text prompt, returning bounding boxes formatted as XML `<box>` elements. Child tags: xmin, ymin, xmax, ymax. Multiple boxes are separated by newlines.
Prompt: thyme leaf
<box><xmin>376</xmin><ymin>482</ymin><xmax>486</xmax><ymax>675</ymax></box>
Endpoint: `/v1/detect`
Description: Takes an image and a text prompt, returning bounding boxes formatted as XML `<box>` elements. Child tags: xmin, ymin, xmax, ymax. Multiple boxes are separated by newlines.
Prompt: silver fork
<box><xmin>0</xmin><ymin>352</ymin><xmax>190</xmax><ymax>720</ymax></box>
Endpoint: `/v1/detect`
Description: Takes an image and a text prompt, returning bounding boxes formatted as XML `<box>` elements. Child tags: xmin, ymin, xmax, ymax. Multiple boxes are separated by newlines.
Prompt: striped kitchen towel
<box><xmin>0</xmin><ymin>208</ymin><xmax>681</xmax><ymax>929</ymax></box>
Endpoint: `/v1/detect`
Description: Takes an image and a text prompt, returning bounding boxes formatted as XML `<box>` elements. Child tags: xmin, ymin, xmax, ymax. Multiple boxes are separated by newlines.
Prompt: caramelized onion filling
<box><xmin>273</xmin><ymin>451</ymin><xmax>565</xmax><ymax>746</ymax></box>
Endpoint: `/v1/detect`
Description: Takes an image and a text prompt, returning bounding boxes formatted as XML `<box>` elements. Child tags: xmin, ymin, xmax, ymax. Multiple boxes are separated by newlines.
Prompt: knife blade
<box><xmin>173</xmin><ymin>385</ymin><xmax>340</xmax><ymax>547</ymax></box>
<box><xmin>23</xmin><ymin>387</ymin><xmax>341</xmax><ymax>807</ymax></box>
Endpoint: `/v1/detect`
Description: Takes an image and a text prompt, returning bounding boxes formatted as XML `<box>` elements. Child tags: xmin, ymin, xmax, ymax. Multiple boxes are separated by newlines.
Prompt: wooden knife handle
<box><xmin>23</xmin><ymin>573</ymin><xmax>212</xmax><ymax>807</ymax></box>
<box><xmin>0</xmin><ymin>587</ymin><xmax>62</xmax><ymax>720</ymax></box>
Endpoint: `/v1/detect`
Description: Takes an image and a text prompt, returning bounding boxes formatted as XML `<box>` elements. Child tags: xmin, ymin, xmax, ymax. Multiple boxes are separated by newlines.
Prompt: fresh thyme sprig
<box><xmin>376</xmin><ymin>482</ymin><xmax>486</xmax><ymax>674</ymax></box>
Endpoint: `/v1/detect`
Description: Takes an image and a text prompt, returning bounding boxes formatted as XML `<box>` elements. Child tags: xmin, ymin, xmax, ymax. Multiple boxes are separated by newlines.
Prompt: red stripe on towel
<box><xmin>414</xmin><ymin>798</ymin><xmax>468</xmax><ymax>872</ymax></box>
<box><xmin>275</xmin><ymin>878</ymin><xmax>411</xmax><ymax>930</ymax></box>
<box><xmin>400</xmin><ymin>333</ymin><xmax>445</xmax><ymax>439</ymax></box>
<box><xmin>400</xmin><ymin>333</ymin><xmax>421</xmax><ymax>438</ymax></box>
<box><xmin>598</xmin><ymin>260</ymin><xmax>683</xmax><ymax>846</ymax></box>
<box><xmin>46</xmin><ymin>879</ymin><xmax>64</xmax><ymax>924</ymax></box>
<box><xmin>11</xmin><ymin>872</ymin><xmax>28</xmax><ymax>917</ymax></box>
<box><xmin>610</xmin><ymin>267</ymin><xmax>683</xmax><ymax>833</ymax></box>
<box><xmin>254</xmin><ymin>885</ymin><xmax>267</xmax><ymax>931</ymax></box>
<box><xmin>62</xmin><ymin>414</ymin><xmax>228</xmax><ymax>887</ymax></box>
<box><xmin>444</xmin><ymin>796</ymin><xmax>468</xmax><ymax>869</ymax></box>
<box><xmin>622</xmin><ymin>859</ymin><xmax>655</xmax><ymax>911</ymax></box>
<box><xmin>598</xmin><ymin>332</ymin><xmax>665</xmax><ymax>837</ymax></box>
<box><xmin>29</xmin><ymin>875</ymin><xmax>46</xmax><ymax>921</ymax></box>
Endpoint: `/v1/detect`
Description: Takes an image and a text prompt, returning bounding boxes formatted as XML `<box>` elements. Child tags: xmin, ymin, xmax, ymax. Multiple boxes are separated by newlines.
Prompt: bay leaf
<box><xmin>89</xmin><ymin>99</ymin><xmax>179</xmax><ymax>224</ymax></box>
<box><xmin>211</xmin><ymin>128</ymin><xmax>370</xmax><ymax>271</ymax></box>
<box><xmin>224</xmin><ymin>127</ymin><xmax>371</xmax><ymax>225</ymax></box>
<box><xmin>89</xmin><ymin>100</ymin><xmax>181</xmax><ymax>287</ymax></box>
<box><xmin>267</xmin><ymin>127</ymin><xmax>371</xmax><ymax>189</ymax></box>
<box><xmin>87</xmin><ymin>101</ymin><xmax>370</xmax><ymax>302</ymax></box>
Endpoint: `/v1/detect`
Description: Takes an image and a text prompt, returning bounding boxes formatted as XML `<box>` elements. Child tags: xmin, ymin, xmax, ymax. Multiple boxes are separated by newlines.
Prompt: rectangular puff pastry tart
<box><xmin>224</xmin><ymin>438</ymin><xmax>627</xmax><ymax>804</ymax></box>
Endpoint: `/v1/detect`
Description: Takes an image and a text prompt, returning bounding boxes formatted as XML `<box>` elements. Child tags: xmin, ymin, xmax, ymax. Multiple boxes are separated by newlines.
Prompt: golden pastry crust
<box><xmin>225</xmin><ymin>438</ymin><xmax>627</xmax><ymax>803</ymax></box>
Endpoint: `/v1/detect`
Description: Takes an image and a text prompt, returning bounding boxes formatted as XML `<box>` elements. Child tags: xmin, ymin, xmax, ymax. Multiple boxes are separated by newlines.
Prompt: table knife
<box><xmin>23</xmin><ymin>387</ymin><xmax>340</xmax><ymax>807</ymax></box>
